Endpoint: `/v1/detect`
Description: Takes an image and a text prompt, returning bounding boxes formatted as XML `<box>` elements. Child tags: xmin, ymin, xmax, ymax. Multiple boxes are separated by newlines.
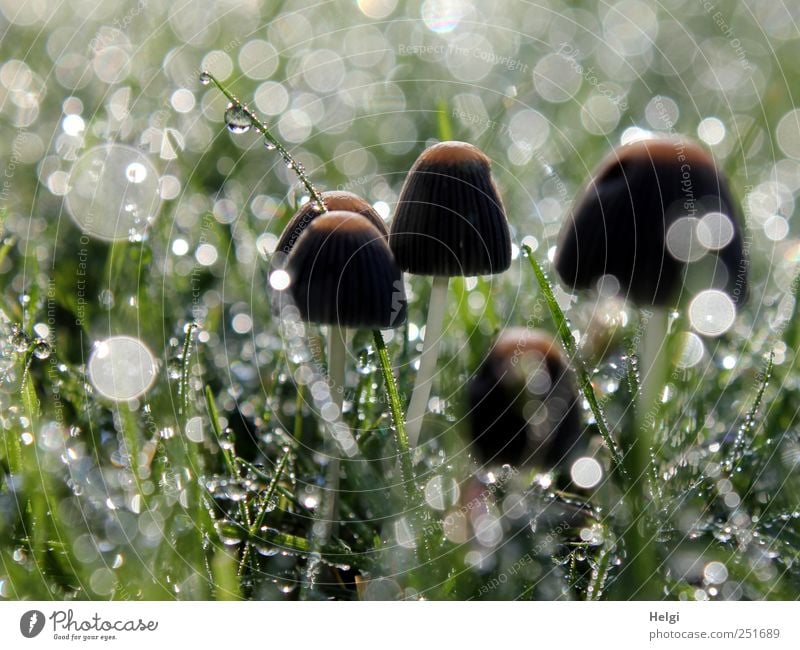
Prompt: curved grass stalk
<box><xmin>200</xmin><ymin>72</ymin><xmax>326</xmax><ymax>213</ymax></box>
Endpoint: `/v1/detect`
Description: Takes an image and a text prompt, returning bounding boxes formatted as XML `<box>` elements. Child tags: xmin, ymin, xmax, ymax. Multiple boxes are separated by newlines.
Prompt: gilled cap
<box><xmin>390</xmin><ymin>141</ymin><xmax>511</xmax><ymax>277</ymax></box>
<box><xmin>467</xmin><ymin>328</ymin><xmax>582</xmax><ymax>471</ymax></box>
<box><xmin>276</xmin><ymin>190</ymin><xmax>387</xmax><ymax>259</ymax></box>
<box><xmin>554</xmin><ymin>137</ymin><xmax>747</xmax><ymax>306</ymax></box>
<box><xmin>287</xmin><ymin>211</ymin><xmax>407</xmax><ymax>328</ymax></box>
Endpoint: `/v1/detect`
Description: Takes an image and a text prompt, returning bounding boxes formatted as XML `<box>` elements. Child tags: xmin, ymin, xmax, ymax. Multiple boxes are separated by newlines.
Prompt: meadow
<box><xmin>1</xmin><ymin>0</ymin><xmax>800</xmax><ymax>601</ymax></box>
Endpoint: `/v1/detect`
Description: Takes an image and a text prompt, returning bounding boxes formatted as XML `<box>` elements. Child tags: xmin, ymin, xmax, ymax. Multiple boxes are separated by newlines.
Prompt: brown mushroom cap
<box><xmin>287</xmin><ymin>211</ymin><xmax>406</xmax><ymax>328</ymax></box>
<box><xmin>554</xmin><ymin>137</ymin><xmax>747</xmax><ymax>307</ymax></box>
<box><xmin>467</xmin><ymin>328</ymin><xmax>583</xmax><ymax>470</ymax></box>
<box><xmin>390</xmin><ymin>141</ymin><xmax>511</xmax><ymax>277</ymax></box>
<box><xmin>276</xmin><ymin>190</ymin><xmax>387</xmax><ymax>259</ymax></box>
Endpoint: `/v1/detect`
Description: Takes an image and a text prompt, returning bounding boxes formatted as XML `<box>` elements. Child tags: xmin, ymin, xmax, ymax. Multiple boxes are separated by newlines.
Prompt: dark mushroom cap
<box><xmin>276</xmin><ymin>190</ymin><xmax>387</xmax><ymax>258</ymax></box>
<box><xmin>287</xmin><ymin>211</ymin><xmax>407</xmax><ymax>328</ymax></box>
<box><xmin>554</xmin><ymin>137</ymin><xmax>747</xmax><ymax>307</ymax></box>
<box><xmin>389</xmin><ymin>141</ymin><xmax>511</xmax><ymax>277</ymax></box>
<box><xmin>467</xmin><ymin>328</ymin><xmax>583</xmax><ymax>471</ymax></box>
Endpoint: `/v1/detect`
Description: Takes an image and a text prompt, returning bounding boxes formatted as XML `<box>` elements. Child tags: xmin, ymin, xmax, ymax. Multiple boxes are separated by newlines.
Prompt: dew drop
<box><xmin>199</xmin><ymin>71</ymin><xmax>211</xmax><ymax>85</ymax></box>
<box><xmin>269</xmin><ymin>269</ymin><xmax>290</xmax><ymax>291</ymax></box>
<box><xmin>224</xmin><ymin>103</ymin><xmax>252</xmax><ymax>134</ymax></box>
<box><xmin>32</xmin><ymin>340</ymin><xmax>51</xmax><ymax>360</ymax></box>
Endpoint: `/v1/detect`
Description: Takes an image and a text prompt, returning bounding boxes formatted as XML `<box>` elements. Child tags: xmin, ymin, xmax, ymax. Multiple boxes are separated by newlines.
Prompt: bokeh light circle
<box><xmin>65</xmin><ymin>144</ymin><xmax>161</xmax><ymax>242</ymax></box>
<box><xmin>87</xmin><ymin>336</ymin><xmax>158</xmax><ymax>401</ymax></box>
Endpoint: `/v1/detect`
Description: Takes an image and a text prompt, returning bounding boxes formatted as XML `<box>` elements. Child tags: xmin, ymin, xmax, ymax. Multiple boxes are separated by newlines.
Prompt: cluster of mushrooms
<box><xmin>270</xmin><ymin>135</ymin><xmax>747</xmax><ymax>488</ymax></box>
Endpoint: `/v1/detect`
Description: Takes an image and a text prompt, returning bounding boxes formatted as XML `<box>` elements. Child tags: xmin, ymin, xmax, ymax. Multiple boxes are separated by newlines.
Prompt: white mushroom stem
<box><xmin>323</xmin><ymin>323</ymin><xmax>347</xmax><ymax>538</ymax></box>
<box><xmin>638</xmin><ymin>306</ymin><xmax>669</xmax><ymax>424</ymax></box>
<box><xmin>622</xmin><ymin>306</ymin><xmax>668</xmax><ymax>598</ymax></box>
<box><xmin>406</xmin><ymin>275</ymin><xmax>450</xmax><ymax>447</ymax></box>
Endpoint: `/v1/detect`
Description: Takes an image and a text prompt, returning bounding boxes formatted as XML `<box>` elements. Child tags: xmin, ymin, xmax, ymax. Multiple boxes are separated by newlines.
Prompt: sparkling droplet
<box><xmin>224</xmin><ymin>103</ymin><xmax>252</xmax><ymax>134</ymax></box>
<box><xmin>32</xmin><ymin>340</ymin><xmax>51</xmax><ymax>360</ymax></box>
<box><xmin>269</xmin><ymin>270</ymin><xmax>290</xmax><ymax>291</ymax></box>
<box><xmin>570</xmin><ymin>457</ymin><xmax>603</xmax><ymax>489</ymax></box>
<box><xmin>199</xmin><ymin>71</ymin><xmax>211</xmax><ymax>85</ymax></box>
<box><xmin>264</xmin><ymin>140</ymin><xmax>276</xmax><ymax>151</ymax></box>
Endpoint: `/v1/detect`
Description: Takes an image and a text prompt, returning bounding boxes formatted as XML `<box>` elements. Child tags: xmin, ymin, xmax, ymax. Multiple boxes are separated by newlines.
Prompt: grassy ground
<box><xmin>2</xmin><ymin>0</ymin><xmax>800</xmax><ymax>600</ymax></box>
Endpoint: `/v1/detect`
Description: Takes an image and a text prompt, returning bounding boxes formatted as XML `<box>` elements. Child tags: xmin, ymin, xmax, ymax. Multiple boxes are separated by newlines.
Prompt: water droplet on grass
<box><xmin>225</xmin><ymin>103</ymin><xmax>252</xmax><ymax>134</ymax></box>
<box><xmin>32</xmin><ymin>340</ymin><xmax>51</xmax><ymax>360</ymax></box>
<box><xmin>199</xmin><ymin>71</ymin><xmax>211</xmax><ymax>85</ymax></box>
<box><xmin>356</xmin><ymin>347</ymin><xmax>376</xmax><ymax>375</ymax></box>
<box><xmin>214</xmin><ymin>520</ymin><xmax>243</xmax><ymax>545</ymax></box>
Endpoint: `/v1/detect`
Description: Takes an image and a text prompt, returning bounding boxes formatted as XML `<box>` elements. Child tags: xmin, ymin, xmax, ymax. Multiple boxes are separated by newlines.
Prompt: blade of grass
<box><xmin>727</xmin><ymin>350</ymin><xmax>774</xmax><ymax>474</ymax></box>
<box><xmin>372</xmin><ymin>330</ymin><xmax>416</xmax><ymax>506</ymax></box>
<box><xmin>521</xmin><ymin>245</ymin><xmax>626</xmax><ymax>480</ymax></box>
<box><xmin>239</xmin><ymin>449</ymin><xmax>290</xmax><ymax>575</ymax></box>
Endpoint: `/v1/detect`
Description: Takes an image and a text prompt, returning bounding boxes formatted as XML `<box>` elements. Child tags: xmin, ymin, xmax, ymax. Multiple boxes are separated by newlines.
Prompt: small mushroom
<box><xmin>467</xmin><ymin>328</ymin><xmax>584</xmax><ymax>479</ymax></box>
<box><xmin>288</xmin><ymin>211</ymin><xmax>405</xmax><ymax>331</ymax></box>
<box><xmin>555</xmin><ymin>136</ymin><xmax>747</xmax><ymax>412</ymax></box>
<box><xmin>284</xmin><ymin>210</ymin><xmax>407</xmax><ymax>530</ymax></box>
<box><xmin>553</xmin><ymin>136</ymin><xmax>747</xmax><ymax>598</ymax></box>
<box><xmin>390</xmin><ymin>141</ymin><xmax>511</xmax><ymax>446</ymax></box>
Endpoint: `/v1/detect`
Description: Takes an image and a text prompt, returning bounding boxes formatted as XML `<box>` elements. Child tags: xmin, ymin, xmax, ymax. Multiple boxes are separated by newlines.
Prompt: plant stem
<box><xmin>322</xmin><ymin>324</ymin><xmax>347</xmax><ymax>539</ymax></box>
<box><xmin>239</xmin><ymin>450</ymin><xmax>290</xmax><ymax>575</ymax></box>
<box><xmin>621</xmin><ymin>306</ymin><xmax>668</xmax><ymax>599</ymax></box>
<box><xmin>638</xmin><ymin>307</ymin><xmax>668</xmax><ymax>422</ymax></box>
<box><xmin>200</xmin><ymin>71</ymin><xmax>326</xmax><ymax>213</ymax></box>
<box><xmin>372</xmin><ymin>329</ymin><xmax>416</xmax><ymax>505</ymax></box>
<box><xmin>405</xmin><ymin>275</ymin><xmax>449</xmax><ymax>447</ymax></box>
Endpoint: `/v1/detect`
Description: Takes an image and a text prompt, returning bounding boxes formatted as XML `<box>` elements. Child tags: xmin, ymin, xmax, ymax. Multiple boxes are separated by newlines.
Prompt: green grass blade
<box><xmin>521</xmin><ymin>245</ymin><xmax>625</xmax><ymax>478</ymax></box>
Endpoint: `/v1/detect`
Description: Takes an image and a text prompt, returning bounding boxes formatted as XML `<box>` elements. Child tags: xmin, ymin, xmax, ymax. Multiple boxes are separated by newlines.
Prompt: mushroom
<box><xmin>467</xmin><ymin>328</ymin><xmax>584</xmax><ymax>478</ymax></box>
<box><xmin>555</xmin><ymin>136</ymin><xmax>746</xmax><ymax>414</ymax></box>
<box><xmin>390</xmin><ymin>141</ymin><xmax>511</xmax><ymax>447</ymax></box>
<box><xmin>553</xmin><ymin>135</ymin><xmax>747</xmax><ymax>598</ymax></box>
<box><xmin>284</xmin><ymin>210</ymin><xmax>407</xmax><ymax>532</ymax></box>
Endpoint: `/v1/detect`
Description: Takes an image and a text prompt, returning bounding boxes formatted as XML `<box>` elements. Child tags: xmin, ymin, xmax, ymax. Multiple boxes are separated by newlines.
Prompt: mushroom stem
<box><xmin>322</xmin><ymin>324</ymin><xmax>347</xmax><ymax>538</ymax></box>
<box><xmin>622</xmin><ymin>306</ymin><xmax>668</xmax><ymax>598</ymax></box>
<box><xmin>405</xmin><ymin>275</ymin><xmax>450</xmax><ymax>447</ymax></box>
<box><xmin>638</xmin><ymin>306</ymin><xmax>669</xmax><ymax>420</ymax></box>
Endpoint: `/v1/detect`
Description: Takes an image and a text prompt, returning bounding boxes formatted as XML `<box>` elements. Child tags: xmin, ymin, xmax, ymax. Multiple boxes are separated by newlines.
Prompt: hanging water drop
<box><xmin>264</xmin><ymin>140</ymin><xmax>276</xmax><ymax>151</ymax></box>
<box><xmin>32</xmin><ymin>340</ymin><xmax>51</xmax><ymax>360</ymax></box>
<box><xmin>224</xmin><ymin>103</ymin><xmax>252</xmax><ymax>134</ymax></box>
<box><xmin>199</xmin><ymin>71</ymin><xmax>211</xmax><ymax>85</ymax></box>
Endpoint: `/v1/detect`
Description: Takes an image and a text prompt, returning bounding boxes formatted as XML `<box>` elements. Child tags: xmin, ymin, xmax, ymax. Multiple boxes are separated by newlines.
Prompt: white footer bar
<box><xmin>1</xmin><ymin>601</ymin><xmax>798</xmax><ymax>648</ymax></box>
